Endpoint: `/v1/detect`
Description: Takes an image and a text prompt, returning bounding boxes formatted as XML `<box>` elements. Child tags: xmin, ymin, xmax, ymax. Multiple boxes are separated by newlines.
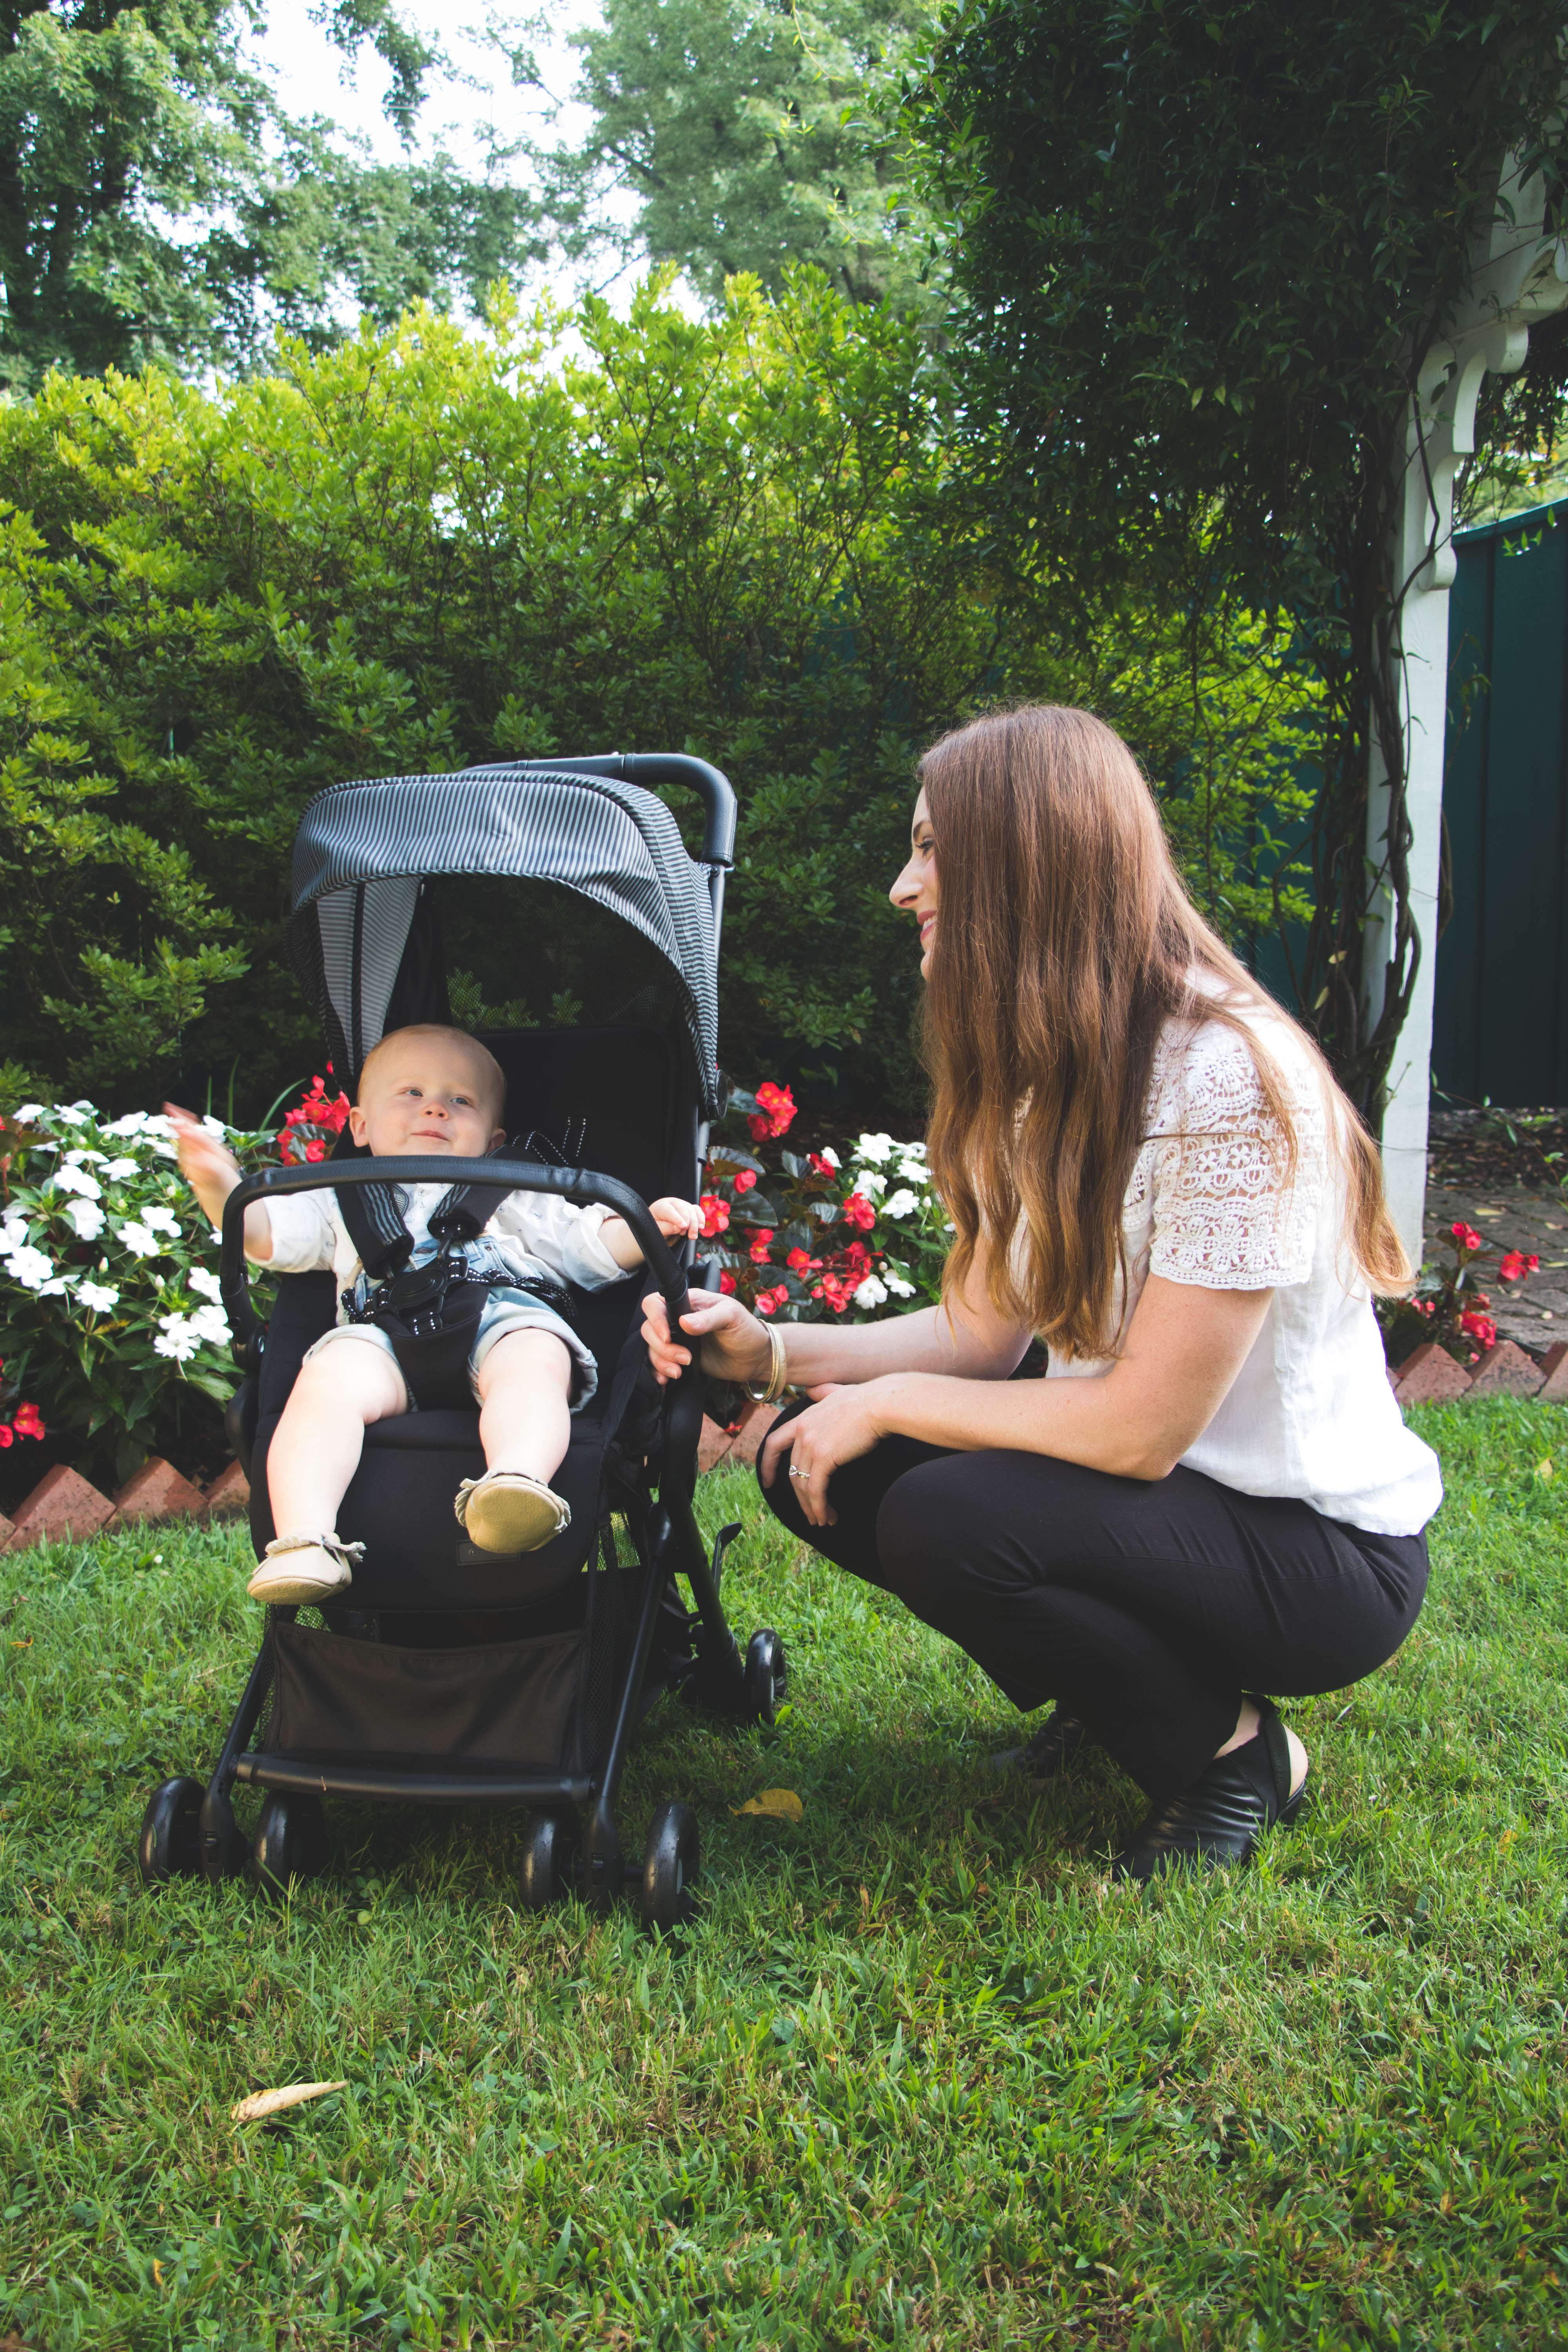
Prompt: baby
<box><xmin>169</xmin><ymin>1024</ymin><xmax>700</xmax><ymax>1605</ymax></box>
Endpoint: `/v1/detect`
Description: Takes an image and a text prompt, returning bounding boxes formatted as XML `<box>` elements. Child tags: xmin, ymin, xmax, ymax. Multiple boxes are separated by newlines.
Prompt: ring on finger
<box><xmin>788</xmin><ymin>1465</ymin><xmax>808</xmax><ymax>1480</ymax></box>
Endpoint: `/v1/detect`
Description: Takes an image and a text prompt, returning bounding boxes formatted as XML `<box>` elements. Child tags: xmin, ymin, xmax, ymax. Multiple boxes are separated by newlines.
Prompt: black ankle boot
<box><xmin>1111</xmin><ymin>1697</ymin><xmax>1306</xmax><ymax>1884</ymax></box>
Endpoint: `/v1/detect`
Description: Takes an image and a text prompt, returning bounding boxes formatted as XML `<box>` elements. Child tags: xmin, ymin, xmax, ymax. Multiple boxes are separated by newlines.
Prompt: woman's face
<box><xmin>889</xmin><ymin>789</ymin><xmax>938</xmax><ymax>976</ymax></box>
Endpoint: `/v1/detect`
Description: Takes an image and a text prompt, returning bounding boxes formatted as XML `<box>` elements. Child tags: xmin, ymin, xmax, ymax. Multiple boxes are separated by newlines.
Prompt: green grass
<box><xmin>2</xmin><ymin>1401</ymin><xmax>1566</xmax><ymax>2350</ymax></box>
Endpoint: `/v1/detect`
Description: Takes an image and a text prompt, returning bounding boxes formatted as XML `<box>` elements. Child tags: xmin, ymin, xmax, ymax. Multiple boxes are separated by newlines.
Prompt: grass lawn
<box><xmin>2</xmin><ymin>1399</ymin><xmax>1566</xmax><ymax>2350</ymax></box>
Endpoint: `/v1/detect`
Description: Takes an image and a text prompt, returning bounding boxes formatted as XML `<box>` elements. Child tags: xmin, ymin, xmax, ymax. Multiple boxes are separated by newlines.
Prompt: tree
<box><xmin>910</xmin><ymin>0</ymin><xmax>1568</xmax><ymax>1116</ymax></box>
<box><xmin>0</xmin><ymin>0</ymin><xmax>546</xmax><ymax>388</ymax></box>
<box><xmin>512</xmin><ymin>0</ymin><xmax>937</xmax><ymax>312</ymax></box>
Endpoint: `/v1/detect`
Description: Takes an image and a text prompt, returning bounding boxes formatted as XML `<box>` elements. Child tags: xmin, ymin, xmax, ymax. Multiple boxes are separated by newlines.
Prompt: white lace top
<box><xmin>1044</xmin><ymin>1004</ymin><xmax>1442</xmax><ymax>1536</ymax></box>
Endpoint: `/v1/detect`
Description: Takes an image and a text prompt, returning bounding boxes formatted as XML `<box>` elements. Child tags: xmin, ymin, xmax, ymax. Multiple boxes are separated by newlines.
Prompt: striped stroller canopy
<box><xmin>289</xmin><ymin>763</ymin><xmax>722</xmax><ymax>1114</ymax></box>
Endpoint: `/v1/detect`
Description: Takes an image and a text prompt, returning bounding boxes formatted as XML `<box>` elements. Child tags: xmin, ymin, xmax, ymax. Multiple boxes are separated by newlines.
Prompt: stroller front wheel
<box><xmin>641</xmin><ymin>1799</ymin><xmax>699</xmax><ymax>1935</ymax></box>
<box><xmin>138</xmin><ymin>1775</ymin><xmax>205</xmax><ymax>1884</ymax></box>
<box><xmin>743</xmin><ymin>1629</ymin><xmax>788</xmax><ymax>1728</ymax></box>
<box><xmin>519</xmin><ymin>1810</ymin><xmax>578</xmax><ymax>1911</ymax></box>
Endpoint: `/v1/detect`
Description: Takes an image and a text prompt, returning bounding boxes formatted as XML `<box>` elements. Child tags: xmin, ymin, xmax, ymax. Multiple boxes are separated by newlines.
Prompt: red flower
<box><xmin>719</xmin><ymin>1270</ymin><xmax>737</xmax><ymax>1295</ymax></box>
<box><xmin>303</xmin><ymin>1138</ymin><xmax>327</xmax><ymax>1163</ymax></box>
<box><xmin>1458</xmin><ymin>1309</ymin><xmax>1496</xmax><ymax>1348</ymax></box>
<box><xmin>840</xmin><ymin>1192</ymin><xmax>876</xmax><ymax>1232</ymax></box>
<box><xmin>808</xmin><ymin>1152</ymin><xmax>836</xmax><ymax>1178</ymax></box>
<box><xmin>754</xmin><ymin>1082</ymin><xmax>796</xmax><ymax>1138</ymax></box>
<box><xmin>0</xmin><ymin>1425</ymin><xmax>12</xmax><ymax>1448</ymax></box>
<box><xmin>1451</xmin><ymin>1221</ymin><xmax>1484</xmax><ymax>1254</ymax></box>
<box><xmin>748</xmin><ymin>1228</ymin><xmax>776</xmax><ymax>1265</ymax></box>
<box><xmin>843</xmin><ymin>1240</ymin><xmax>871</xmax><ymax>1269</ymax></box>
<box><xmin>732</xmin><ymin>1169</ymin><xmax>757</xmax><ymax>1195</ymax></box>
<box><xmin>1499</xmin><ymin>1251</ymin><xmax>1539</xmax><ymax>1282</ymax></box>
<box><xmin>700</xmin><ymin>1194</ymin><xmax>730</xmax><ymax>1238</ymax></box>
<box><xmin>812</xmin><ymin>1272</ymin><xmax>858</xmax><ymax>1314</ymax></box>
<box><xmin>11</xmin><ymin>1401</ymin><xmax>44</xmax><ymax>1441</ymax></box>
<box><xmin>786</xmin><ymin>1246</ymin><xmax>820</xmax><ymax>1274</ymax></box>
<box><xmin>754</xmin><ymin>1284</ymin><xmax>789</xmax><ymax>1318</ymax></box>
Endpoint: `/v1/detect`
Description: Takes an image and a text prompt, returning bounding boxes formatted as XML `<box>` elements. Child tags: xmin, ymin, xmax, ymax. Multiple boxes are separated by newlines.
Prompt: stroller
<box><xmin>137</xmin><ymin>754</ymin><xmax>785</xmax><ymax>1931</ymax></box>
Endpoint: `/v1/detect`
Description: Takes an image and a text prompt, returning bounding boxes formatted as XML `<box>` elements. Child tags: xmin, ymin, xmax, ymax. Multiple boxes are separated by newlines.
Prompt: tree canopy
<box><xmin>514</xmin><ymin>0</ymin><xmax>937</xmax><ymax>312</ymax></box>
<box><xmin>911</xmin><ymin>0</ymin><xmax>1568</xmax><ymax>1109</ymax></box>
<box><xmin>0</xmin><ymin>0</ymin><xmax>547</xmax><ymax>387</ymax></box>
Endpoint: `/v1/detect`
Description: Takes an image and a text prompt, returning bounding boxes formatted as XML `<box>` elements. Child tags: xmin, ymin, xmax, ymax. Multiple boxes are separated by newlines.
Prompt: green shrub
<box><xmin>0</xmin><ymin>273</ymin><xmax>1320</xmax><ymax>1123</ymax></box>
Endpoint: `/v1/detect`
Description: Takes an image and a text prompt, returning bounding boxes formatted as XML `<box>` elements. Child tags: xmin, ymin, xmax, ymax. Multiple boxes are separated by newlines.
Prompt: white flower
<box><xmin>101</xmin><ymin>1157</ymin><xmax>140</xmax><ymax>1181</ymax></box>
<box><xmin>66</xmin><ymin>1199</ymin><xmax>106</xmax><ymax>1240</ymax></box>
<box><xmin>101</xmin><ymin>1112</ymin><xmax>151</xmax><ymax>1137</ymax></box>
<box><xmin>63</xmin><ymin>1148</ymin><xmax>107</xmax><ymax>1165</ymax></box>
<box><xmin>190</xmin><ymin>1303</ymin><xmax>230</xmax><ymax>1346</ymax></box>
<box><xmin>853</xmin><ymin>1274</ymin><xmax>888</xmax><ymax>1309</ymax></box>
<box><xmin>154</xmin><ymin>1312</ymin><xmax>200</xmax><ymax>1362</ymax></box>
<box><xmin>5</xmin><ymin>1244</ymin><xmax>64</xmax><ymax>1292</ymax></box>
<box><xmin>816</xmin><ymin>1145</ymin><xmax>840</xmax><ymax>1169</ymax></box>
<box><xmin>882</xmin><ymin>1270</ymin><xmax>916</xmax><ymax>1298</ymax></box>
<box><xmin>54</xmin><ymin>1104</ymin><xmax>90</xmax><ymax>1127</ymax></box>
<box><xmin>881</xmin><ymin>1188</ymin><xmax>919</xmax><ymax>1220</ymax></box>
<box><xmin>0</xmin><ymin>1209</ymin><xmax>31</xmax><ymax>1248</ymax></box>
<box><xmin>854</xmin><ymin>1168</ymin><xmax>886</xmax><ymax>1198</ymax></box>
<box><xmin>895</xmin><ymin>1160</ymin><xmax>929</xmax><ymax>1186</ymax></box>
<box><xmin>140</xmin><ymin>1205</ymin><xmax>181</xmax><ymax>1235</ymax></box>
<box><xmin>188</xmin><ymin>1267</ymin><xmax>224</xmax><ymax>1302</ymax></box>
<box><xmin>201</xmin><ymin>1114</ymin><xmax>227</xmax><ymax>1136</ymax></box>
<box><xmin>116</xmin><ymin>1222</ymin><xmax>162</xmax><ymax>1258</ymax></box>
<box><xmin>13</xmin><ymin>1103</ymin><xmax>48</xmax><ymax>1123</ymax></box>
<box><xmin>76</xmin><ymin>1281</ymin><xmax>120</xmax><ymax>1312</ymax></box>
<box><xmin>853</xmin><ymin>1132</ymin><xmax>895</xmax><ymax>1165</ymax></box>
<box><xmin>52</xmin><ymin>1164</ymin><xmax>102</xmax><ymax>1200</ymax></box>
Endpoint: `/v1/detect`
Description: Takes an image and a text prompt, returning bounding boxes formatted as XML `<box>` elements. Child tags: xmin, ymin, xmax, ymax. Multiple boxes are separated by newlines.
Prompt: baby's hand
<box><xmin>649</xmin><ymin>1197</ymin><xmax>704</xmax><ymax>1245</ymax></box>
<box><xmin>163</xmin><ymin>1103</ymin><xmax>242</xmax><ymax>1227</ymax></box>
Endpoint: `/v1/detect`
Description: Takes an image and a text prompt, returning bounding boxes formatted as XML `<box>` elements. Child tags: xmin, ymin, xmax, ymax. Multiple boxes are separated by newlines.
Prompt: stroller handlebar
<box><xmin>219</xmin><ymin>1157</ymin><xmax>691</xmax><ymax>1365</ymax></box>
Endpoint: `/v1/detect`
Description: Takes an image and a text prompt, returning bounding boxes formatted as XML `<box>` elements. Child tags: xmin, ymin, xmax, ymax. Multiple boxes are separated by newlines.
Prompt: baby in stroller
<box><xmin>168</xmin><ymin>1022</ymin><xmax>701</xmax><ymax>1606</ymax></box>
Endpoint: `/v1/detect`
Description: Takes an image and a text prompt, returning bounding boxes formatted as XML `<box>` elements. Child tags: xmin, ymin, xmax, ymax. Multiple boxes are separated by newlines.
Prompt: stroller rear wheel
<box><xmin>138</xmin><ymin>1776</ymin><xmax>205</xmax><ymax>1884</ymax></box>
<box><xmin>641</xmin><ymin>1799</ymin><xmax>699</xmax><ymax>1935</ymax></box>
<box><xmin>519</xmin><ymin>1810</ymin><xmax>578</xmax><ymax>1911</ymax></box>
<box><xmin>743</xmin><ymin>1629</ymin><xmax>788</xmax><ymax>1728</ymax></box>
<box><xmin>250</xmin><ymin>1791</ymin><xmax>328</xmax><ymax>1898</ymax></box>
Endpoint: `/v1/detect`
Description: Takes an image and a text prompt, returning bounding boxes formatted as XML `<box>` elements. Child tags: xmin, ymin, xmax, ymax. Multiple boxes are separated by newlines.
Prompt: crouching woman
<box><xmin>644</xmin><ymin>705</ymin><xmax>1440</xmax><ymax>1882</ymax></box>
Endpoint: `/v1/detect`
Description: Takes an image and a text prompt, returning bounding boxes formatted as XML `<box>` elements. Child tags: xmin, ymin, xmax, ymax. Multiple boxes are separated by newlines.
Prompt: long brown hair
<box><xmin>920</xmin><ymin>705</ymin><xmax>1411</xmax><ymax>1359</ymax></box>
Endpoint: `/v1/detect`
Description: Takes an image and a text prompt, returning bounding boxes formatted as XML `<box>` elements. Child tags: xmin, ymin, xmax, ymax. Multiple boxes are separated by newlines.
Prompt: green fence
<box><xmin>1438</xmin><ymin>498</ymin><xmax>1568</xmax><ymax>1107</ymax></box>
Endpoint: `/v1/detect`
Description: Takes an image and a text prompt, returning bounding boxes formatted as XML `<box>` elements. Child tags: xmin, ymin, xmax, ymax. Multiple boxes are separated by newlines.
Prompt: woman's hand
<box><xmin>639</xmin><ymin>1287</ymin><xmax>772</xmax><ymax>1388</ymax></box>
<box><xmin>757</xmin><ymin>1380</ymin><xmax>893</xmax><ymax>1526</ymax></box>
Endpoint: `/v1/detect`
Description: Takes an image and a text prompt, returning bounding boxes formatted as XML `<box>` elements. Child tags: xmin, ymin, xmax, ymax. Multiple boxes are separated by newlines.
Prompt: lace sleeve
<box><xmin>1144</xmin><ymin>1022</ymin><xmax>1322</xmax><ymax>1290</ymax></box>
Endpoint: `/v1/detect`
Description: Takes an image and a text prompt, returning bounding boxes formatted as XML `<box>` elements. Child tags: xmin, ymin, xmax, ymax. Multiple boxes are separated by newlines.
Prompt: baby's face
<box><xmin>349</xmin><ymin>1037</ymin><xmax>505</xmax><ymax>1161</ymax></box>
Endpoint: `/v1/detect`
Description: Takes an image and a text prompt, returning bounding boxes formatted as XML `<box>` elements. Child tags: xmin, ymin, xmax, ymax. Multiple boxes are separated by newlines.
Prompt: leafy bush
<box><xmin>0</xmin><ymin>274</ymin><xmax>1319</xmax><ymax>1125</ymax></box>
<box><xmin>1378</xmin><ymin>1219</ymin><xmax>1542</xmax><ymax>1370</ymax></box>
<box><xmin>0</xmin><ymin>1100</ymin><xmax>276</xmax><ymax>1484</ymax></box>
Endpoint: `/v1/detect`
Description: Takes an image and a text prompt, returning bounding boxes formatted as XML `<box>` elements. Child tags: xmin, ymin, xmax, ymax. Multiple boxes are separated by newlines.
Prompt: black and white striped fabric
<box><xmin>289</xmin><ymin>764</ymin><xmax>720</xmax><ymax>1111</ymax></box>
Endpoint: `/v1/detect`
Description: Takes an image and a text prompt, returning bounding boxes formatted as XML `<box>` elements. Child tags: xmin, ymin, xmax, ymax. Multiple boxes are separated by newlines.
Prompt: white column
<box><xmin>1362</xmin><ymin>160</ymin><xmax>1568</xmax><ymax>1268</ymax></box>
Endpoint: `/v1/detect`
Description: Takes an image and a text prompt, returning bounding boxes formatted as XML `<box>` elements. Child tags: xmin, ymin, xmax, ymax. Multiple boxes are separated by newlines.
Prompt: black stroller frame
<box><xmin>138</xmin><ymin>755</ymin><xmax>784</xmax><ymax>1931</ymax></box>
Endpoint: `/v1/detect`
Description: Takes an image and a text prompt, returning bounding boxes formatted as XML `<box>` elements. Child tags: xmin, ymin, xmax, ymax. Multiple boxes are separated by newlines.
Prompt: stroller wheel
<box><xmin>250</xmin><ymin>1792</ymin><xmax>328</xmax><ymax>1899</ymax></box>
<box><xmin>519</xmin><ymin>1811</ymin><xmax>578</xmax><ymax>1911</ymax></box>
<box><xmin>641</xmin><ymin>1800</ymin><xmax>699</xmax><ymax>1935</ymax></box>
<box><xmin>743</xmin><ymin>1629</ymin><xmax>788</xmax><ymax>1728</ymax></box>
<box><xmin>138</xmin><ymin>1776</ymin><xmax>205</xmax><ymax>1885</ymax></box>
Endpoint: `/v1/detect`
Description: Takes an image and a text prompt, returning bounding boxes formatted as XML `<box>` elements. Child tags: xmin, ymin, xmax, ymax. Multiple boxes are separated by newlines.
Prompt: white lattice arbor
<box><xmin>1364</xmin><ymin>156</ymin><xmax>1568</xmax><ymax>1262</ymax></box>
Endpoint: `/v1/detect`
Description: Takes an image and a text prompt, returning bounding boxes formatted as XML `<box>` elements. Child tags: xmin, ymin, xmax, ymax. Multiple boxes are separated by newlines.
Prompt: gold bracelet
<box><xmin>744</xmin><ymin>1319</ymin><xmax>789</xmax><ymax>1405</ymax></box>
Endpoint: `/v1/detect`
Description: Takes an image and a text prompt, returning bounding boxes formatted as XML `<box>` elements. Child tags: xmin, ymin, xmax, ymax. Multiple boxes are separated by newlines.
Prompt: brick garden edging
<box><xmin>0</xmin><ymin>1344</ymin><xmax>1556</xmax><ymax>1553</ymax></box>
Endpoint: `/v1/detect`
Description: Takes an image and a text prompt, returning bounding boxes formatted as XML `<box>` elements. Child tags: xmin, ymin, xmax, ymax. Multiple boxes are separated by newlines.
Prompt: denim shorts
<box><xmin>303</xmin><ymin>1285</ymin><xmax>597</xmax><ymax>1411</ymax></box>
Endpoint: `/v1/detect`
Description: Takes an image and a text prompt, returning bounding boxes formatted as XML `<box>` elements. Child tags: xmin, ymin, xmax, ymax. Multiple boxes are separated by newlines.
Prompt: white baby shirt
<box><xmin>262</xmin><ymin>1180</ymin><xmax>627</xmax><ymax>1313</ymax></box>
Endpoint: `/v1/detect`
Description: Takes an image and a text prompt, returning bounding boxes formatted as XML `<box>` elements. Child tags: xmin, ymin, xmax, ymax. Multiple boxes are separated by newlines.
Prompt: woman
<box><xmin>643</xmin><ymin>706</ymin><xmax>1440</xmax><ymax>1881</ymax></box>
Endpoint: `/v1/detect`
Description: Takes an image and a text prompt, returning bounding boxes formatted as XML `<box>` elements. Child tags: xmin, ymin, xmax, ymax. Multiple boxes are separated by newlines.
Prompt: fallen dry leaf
<box><xmin>730</xmin><ymin>1788</ymin><xmax>804</xmax><ymax>1824</ymax></box>
<box><xmin>230</xmin><ymin>2079</ymin><xmax>347</xmax><ymax>2123</ymax></box>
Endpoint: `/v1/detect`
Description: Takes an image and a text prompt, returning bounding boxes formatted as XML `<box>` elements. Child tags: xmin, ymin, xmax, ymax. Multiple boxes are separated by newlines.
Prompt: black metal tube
<box><xmin>598</xmin><ymin>1519</ymin><xmax>675</xmax><ymax>1814</ymax></box>
<box><xmin>220</xmin><ymin>1156</ymin><xmax>689</xmax><ymax>1367</ymax></box>
<box><xmin>669</xmin><ymin>1490</ymin><xmax>744</xmax><ymax>1688</ymax></box>
<box><xmin>234</xmin><ymin>1755</ymin><xmax>594</xmax><ymax>1805</ymax></box>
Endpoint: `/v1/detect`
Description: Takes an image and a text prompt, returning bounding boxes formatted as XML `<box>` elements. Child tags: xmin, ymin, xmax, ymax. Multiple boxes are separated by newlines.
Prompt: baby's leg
<box><xmin>459</xmin><ymin>1330</ymin><xmax>575</xmax><ymax>1554</ymax></box>
<box><xmin>268</xmin><ymin>1333</ymin><xmax>409</xmax><ymax>1534</ymax></box>
<box><xmin>474</xmin><ymin>1328</ymin><xmax>574</xmax><ymax>1485</ymax></box>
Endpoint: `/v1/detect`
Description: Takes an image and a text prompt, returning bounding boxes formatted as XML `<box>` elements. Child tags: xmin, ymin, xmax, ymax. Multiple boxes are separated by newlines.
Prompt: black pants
<box><xmin>759</xmin><ymin>1404</ymin><xmax>1429</xmax><ymax>1801</ymax></box>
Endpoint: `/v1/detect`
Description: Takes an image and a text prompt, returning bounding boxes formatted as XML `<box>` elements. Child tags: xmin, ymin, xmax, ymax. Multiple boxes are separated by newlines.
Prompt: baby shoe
<box><xmin>455</xmin><ymin>1470</ymin><xmax>571</xmax><ymax>1555</ymax></box>
<box><xmin>247</xmin><ymin>1530</ymin><xmax>365</xmax><ymax>1606</ymax></box>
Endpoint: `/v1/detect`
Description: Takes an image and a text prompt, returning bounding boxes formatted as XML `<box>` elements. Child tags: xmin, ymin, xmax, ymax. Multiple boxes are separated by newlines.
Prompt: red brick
<box><xmin>1539</xmin><ymin>1342</ymin><xmax>1568</xmax><ymax>1403</ymax></box>
<box><xmin>0</xmin><ymin>1510</ymin><xmax>15</xmax><ymax>1548</ymax></box>
<box><xmin>724</xmin><ymin>1401</ymin><xmax>781</xmax><ymax>1468</ymax></box>
<box><xmin>8</xmin><ymin>1463</ymin><xmax>114</xmax><ymax>1548</ymax></box>
<box><xmin>1392</xmin><ymin>1343</ymin><xmax>1473</xmax><ymax>1406</ymax></box>
<box><xmin>202</xmin><ymin>1460</ymin><xmax>251</xmax><ymax>1517</ymax></box>
<box><xmin>111</xmin><ymin>1455</ymin><xmax>207</xmax><ymax>1526</ymax></box>
<box><xmin>1385</xmin><ymin>1360</ymin><xmax>1401</xmax><ymax>1392</ymax></box>
<box><xmin>1466</xmin><ymin>1340</ymin><xmax>1544</xmax><ymax>1399</ymax></box>
<box><xmin>697</xmin><ymin>1415</ymin><xmax>735</xmax><ymax>1475</ymax></box>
